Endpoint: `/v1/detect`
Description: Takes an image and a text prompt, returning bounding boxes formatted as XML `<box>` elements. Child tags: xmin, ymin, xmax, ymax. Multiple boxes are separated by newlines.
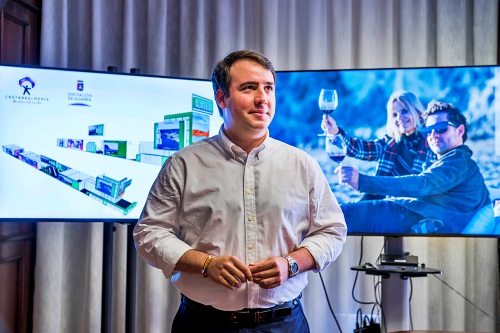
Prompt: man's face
<box><xmin>216</xmin><ymin>59</ymin><xmax>275</xmax><ymax>137</ymax></box>
<box><xmin>425</xmin><ymin>112</ymin><xmax>464</xmax><ymax>157</ymax></box>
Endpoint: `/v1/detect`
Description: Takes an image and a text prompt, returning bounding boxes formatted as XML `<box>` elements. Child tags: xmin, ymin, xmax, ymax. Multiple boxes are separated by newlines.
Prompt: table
<box><xmin>351</xmin><ymin>265</ymin><xmax>443</xmax><ymax>279</ymax></box>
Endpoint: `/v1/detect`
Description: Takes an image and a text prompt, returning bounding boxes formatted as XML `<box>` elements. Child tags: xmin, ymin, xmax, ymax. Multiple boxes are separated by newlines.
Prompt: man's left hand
<box><xmin>248</xmin><ymin>257</ymin><xmax>288</xmax><ymax>289</ymax></box>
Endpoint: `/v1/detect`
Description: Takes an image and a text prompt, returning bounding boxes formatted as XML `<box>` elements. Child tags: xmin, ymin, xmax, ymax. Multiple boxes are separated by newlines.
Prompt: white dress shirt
<box><xmin>134</xmin><ymin>128</ymin><xmax>347</xmax><ymax>311</ymax></box>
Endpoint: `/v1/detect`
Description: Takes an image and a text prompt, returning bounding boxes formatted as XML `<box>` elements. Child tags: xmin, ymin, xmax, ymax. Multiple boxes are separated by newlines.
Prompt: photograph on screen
<box><xmin>89</xmin><ymin>124</ymin><xmax>104</xmax><ymax>136</ymax></box>
<box><xmin>155</xmin><ymin>120</ymin><xmax>181</xmax><ymax>150</ymax></box>
<box><xmin>103</xmin><ymin>140</ymin><xmax>126</xmax><ymax>158</ymax></box>
<box><xmin>270</xmin><ymin>66</ymin><xmax>500</xmax><ymax>236</ymax></box>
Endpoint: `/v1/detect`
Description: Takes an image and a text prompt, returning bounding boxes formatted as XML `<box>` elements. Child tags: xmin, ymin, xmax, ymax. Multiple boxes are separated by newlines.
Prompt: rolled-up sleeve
<box><xmin>300</xmin><ymin>159</ymin><xmax>347</xmax><ymax>272</ymax></box>
<box><xmin>133</xmin><ymin>157</ymin><xmax>192</xmax><ymax>279</ymax></box>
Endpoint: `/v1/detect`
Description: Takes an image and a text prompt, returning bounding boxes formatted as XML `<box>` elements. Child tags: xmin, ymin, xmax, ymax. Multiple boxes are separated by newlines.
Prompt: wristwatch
<box><xmin>283</xmin><ymin>255</ymin><xmax>299</xmax><ymax>278</ymax></box>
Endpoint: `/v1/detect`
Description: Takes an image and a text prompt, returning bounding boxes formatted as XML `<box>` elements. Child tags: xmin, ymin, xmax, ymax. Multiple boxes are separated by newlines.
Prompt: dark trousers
<box><xmin>171</xmin><ymin>296</ymin><xmax>310</xmax><ymax>333</ymax></box>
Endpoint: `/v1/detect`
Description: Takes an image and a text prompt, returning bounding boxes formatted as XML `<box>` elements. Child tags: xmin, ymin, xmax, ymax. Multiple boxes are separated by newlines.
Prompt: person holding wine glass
<box><xmin>321</xmin><ymin>90</ymin><xmax>436</xmax><ymax>200</ymax></box>
<box><xmin>339</xmin><ymin>100</ymin><xmax>492</xmax><ymax>234</ymax></box>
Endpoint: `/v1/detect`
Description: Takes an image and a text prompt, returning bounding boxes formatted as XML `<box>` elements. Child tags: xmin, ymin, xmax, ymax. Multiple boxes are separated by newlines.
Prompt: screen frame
<box><xmin>273</xmin><ymin>64</ymin><xmax>499</xmax><ymax>238</ymax></box>
<box><xmin>0</xmin><ymin>63</ymin><xmax>221</xmax><ymax>223</ymax></box>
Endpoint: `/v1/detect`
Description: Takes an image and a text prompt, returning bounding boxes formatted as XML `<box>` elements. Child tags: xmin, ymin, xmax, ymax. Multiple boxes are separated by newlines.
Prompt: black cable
<box><xmin>352</xmin><ymin>271</ymin><xmax>376</xmax><ymax>305</ymax></box>
<box><xmin>374</xmin><ymin>280</ymin><xmax>382</xmax><ymax>307</ymax></box>
<box><xmin>318</xmin><ymin>271</ymin><xmax>343</xmax><ymax>333</ymax></box>
<box><xmin>370</xmin><ymin>303</ymin><xmax>383</xmax><ymax>332</ymax></box>
<box><xmin>409</xmin><ymin>277</ymin><xmax>413</xmax><ymax>330</ymax></box>
<box><xmin>373</xmin><ymin>284</ymin><xmax>387</xmax><ymax>333</ymax></box>
<box><xmin>352</xmin><ymin>236</ymin><xmax>377</xmax><ymax>305</ymax></box>
<box><xmin>352</xmin><ymin>238</ymin><xmax>396</xmax><ymax>332</ymax></box>
<box><xmin>432</xmin><ymin>274</ymin><xmax>495</xmax><ymax>321</ymax></box>
<box><xmin>375</xmin><ymin>243</ymin><xmax>387</xmax><ymax>333</ymax></box>
<box><xmin>376</xmin><ymin>242</ymin><xmax>385</xmax><ymax>267</ymax></box>
<box><xmin>358</xmin><ymin>236</ymin><xmax>364</xmax><ymax>266</ymax></box>
<box><xmin>356</xmin><ymin>308</ymin><xmax>363</xmax><ymax>330</ymax></box>
<box><xmin>370</xmin><ymin>276</ymin><xmax>382</xmax><ymax>315</ymax></box>
<box><xmin>369</xmin><ymin>304</ymin><xmax>375</xmax><ymax>318</ymax></box>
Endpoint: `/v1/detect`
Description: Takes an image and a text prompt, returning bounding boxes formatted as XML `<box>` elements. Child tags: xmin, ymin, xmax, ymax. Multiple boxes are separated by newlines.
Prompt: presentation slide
<box><xmin>0</xmin><ymin>65</ymin><xmax>223</xmax><ymax>221</ymax></box>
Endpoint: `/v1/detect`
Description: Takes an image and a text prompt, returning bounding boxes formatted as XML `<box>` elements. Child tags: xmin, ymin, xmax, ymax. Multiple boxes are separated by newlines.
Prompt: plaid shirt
<box><xmin>338</xmin><ymin>127</ymin><xmax>436</xmax><ymax>176</ymax></box>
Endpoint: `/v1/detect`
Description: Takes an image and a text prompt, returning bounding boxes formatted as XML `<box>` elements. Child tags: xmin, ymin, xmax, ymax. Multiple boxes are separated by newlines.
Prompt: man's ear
<box><xmin>216</xmin><ymin>89</ymin><xmax>227</xmax><ymax>110</ymax></box>
<box><xmin>457</xmin><ymin>123</ymin><xmax>466</xmax><ymax>139</ymax></box>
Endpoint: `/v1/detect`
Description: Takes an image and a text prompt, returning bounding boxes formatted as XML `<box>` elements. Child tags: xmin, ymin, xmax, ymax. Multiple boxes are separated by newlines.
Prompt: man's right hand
<box><xmin>335</xmin><ymin>165</ymin><xmax>360</xmax><ymax>190</ymax></box>
<box><xmin>205</xmin><ymin>255</ymin><xmax>253</xmax><ymax>290</ymax></box>
<box><xmin>175</xmin><ymin>250</ymin><xmax>252</xmax><ymax>290</ymax></box>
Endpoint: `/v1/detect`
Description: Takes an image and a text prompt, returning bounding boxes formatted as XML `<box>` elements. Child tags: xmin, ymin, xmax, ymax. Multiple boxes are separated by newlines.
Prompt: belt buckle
<box><xmin>230</xmin><ymin>311</ymin><xmax>246</xmax><ymax>324</ymax></box>
<box><xmin>254</xmin><ymin>311</ymin><xmax>263</xmax><ymax>324</ymax></box>
<box><xmin>230</xmin><ymin>310</ymin><xmax>266</xmax><ymax>325</ymax></box>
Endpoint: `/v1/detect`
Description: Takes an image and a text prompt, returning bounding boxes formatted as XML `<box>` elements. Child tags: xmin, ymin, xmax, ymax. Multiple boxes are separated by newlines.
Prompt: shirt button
<box><xmin>248</xmin><ymin>244</ymin><xmax>255</xmax><ymax>250</ymax></box>
<box><xmin>248</xmin><ymin>215</ymin><xmax>254</xmax><ymax>222</ymax></box>
<box><xmin>246</xmin><ymin>189</ymin><xmax>252</xmax><ymax>195</ymax></box>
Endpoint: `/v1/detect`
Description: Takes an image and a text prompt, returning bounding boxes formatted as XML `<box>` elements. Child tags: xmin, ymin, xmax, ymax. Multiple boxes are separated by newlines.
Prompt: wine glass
<box><xmin>325</xmin><ymin>134</ymin><xmax>347</xmax><ymax>166</ymax></box>
<box><xmin>318</xmin><ymin>89</ymin><xmax>338</xmax><ymax>136</ymax></box>
<box><xmin>326</xmin><ymin>134</ymin><xmax>347</xmax><ymax>186</ymax></box>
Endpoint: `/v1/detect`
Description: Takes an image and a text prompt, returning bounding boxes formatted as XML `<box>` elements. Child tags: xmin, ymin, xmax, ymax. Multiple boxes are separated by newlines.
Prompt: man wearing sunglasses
<box><xmin>338</xmin><ymin>100</ymin><xmax>492</xmax><ymax>234</ymax></box>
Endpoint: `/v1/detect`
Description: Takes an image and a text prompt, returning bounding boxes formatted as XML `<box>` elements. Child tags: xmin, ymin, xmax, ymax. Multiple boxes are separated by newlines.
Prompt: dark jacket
<box><xmin>358</xmin><ymin>145</ymin><xmax>491</xmax><ymax>232</ymax></box>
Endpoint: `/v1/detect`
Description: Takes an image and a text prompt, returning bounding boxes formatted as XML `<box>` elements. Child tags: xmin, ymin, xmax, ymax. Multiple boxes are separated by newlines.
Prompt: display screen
<box><xmin>271</xmin><ymin>66</ymin><xmax>500</xmax><ymax>237</ymax></box>
<box><xmin>0</xmin><ymin>65</ymin><xmax>223</xmax><ymax>221</ymax></box>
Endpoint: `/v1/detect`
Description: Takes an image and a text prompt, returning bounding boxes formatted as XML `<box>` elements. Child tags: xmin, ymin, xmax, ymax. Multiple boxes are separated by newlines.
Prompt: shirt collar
<box><xmin>217</xmin><ymin>125</ymin><xmax>269</xmax><ymax>161</ymax></box>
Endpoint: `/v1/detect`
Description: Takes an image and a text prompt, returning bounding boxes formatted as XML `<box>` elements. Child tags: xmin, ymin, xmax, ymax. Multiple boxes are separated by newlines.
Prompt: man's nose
<box><xmin>255</xmin><ymin>88</ymin><xmax>268</xmax><ymax>104</ymax></box>
<box><xmin>428</xmin><ymin>129</ymin><xmax>439</xmax><ymax>137</ymax></box>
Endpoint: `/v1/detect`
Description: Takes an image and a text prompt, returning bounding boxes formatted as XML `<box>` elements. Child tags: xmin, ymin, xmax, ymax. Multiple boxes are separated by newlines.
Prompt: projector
<box><xmin>379</xmin><ymin>254</ymin><xmax>418</xmax><ymax>271</ymax></box>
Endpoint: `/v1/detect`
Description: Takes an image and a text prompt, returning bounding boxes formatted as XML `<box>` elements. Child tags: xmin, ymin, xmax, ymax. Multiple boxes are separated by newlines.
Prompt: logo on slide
<box><xmin>19</xmin><ymin>77</ymin><xmax>36</xmax><ymax>95</ymax></box>
<box><xmin>68</xmin><ymin>80</ymin><xmax>92</xmax><ymax>107</ymax></box>
<box><xmin>3</xmin><ymin>76</ymin><xmax>48</xmax><ymax>104</ymax></box>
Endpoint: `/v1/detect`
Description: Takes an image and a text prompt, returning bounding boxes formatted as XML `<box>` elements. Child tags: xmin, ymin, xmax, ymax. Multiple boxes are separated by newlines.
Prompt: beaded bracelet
<box><xmin>201</xmin><ymin>255</ymin><xmax>215</xmax><ymax>278</ymax></box>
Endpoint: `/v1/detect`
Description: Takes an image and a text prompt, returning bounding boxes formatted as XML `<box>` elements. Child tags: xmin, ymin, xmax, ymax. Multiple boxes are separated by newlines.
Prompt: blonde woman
<box><xmin>322</xmin><ymin>90</ymin><xmax>436</xmax><ymax>199</ymax></box>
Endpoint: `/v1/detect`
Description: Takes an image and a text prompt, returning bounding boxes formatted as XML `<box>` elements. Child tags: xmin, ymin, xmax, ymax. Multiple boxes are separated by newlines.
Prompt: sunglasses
<box><xmin>419</xmin><ymin>121</ymin><xmax>457</xmax><ymax>136</ymax></box>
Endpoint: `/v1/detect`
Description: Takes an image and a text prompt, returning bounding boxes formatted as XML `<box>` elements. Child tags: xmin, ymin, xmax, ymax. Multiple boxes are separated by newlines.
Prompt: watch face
<box><xmin>284</xmin><ymin>255</ymin><xmax>299</xmax><ymax>277</ymax></box>
<box><xmin>290</xmin><ymin>261</ymin><xmax>299</xmax><ymax>274</ymax></box>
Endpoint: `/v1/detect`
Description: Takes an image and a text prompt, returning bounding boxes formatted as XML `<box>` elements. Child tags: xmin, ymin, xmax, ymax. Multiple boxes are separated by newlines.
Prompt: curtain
<box><xmin>35</xmin><ymin>1</ymin><xmax>499</xmax><ymax>332</ymax></box>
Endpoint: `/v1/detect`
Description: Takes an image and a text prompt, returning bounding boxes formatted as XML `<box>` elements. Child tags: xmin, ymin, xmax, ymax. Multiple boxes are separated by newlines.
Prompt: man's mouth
<box><xmin>250</xmin><ymin>109</ymin><xmax>267</xmax><ymax>115</ymax></box>
<box><xmin>250</xmin><ymin>110</ymin><xmax>267</xmax><ymax>116</ymax></box>
<box><xmin>430</xmin><ymin>140</ymin><xmax>442</xmax><ymax>146</ymax></box>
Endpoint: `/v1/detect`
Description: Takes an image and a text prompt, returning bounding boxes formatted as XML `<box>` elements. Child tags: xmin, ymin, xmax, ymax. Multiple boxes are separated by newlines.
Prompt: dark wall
<box><xmin>0</xmin><ymin>1</ymin><xmax>41</xmax><ymax>332</ymax></box>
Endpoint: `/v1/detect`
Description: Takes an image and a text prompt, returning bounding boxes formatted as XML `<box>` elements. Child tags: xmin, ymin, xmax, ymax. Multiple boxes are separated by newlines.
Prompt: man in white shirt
<box><xmin>134</xmin><ymin>50</ymin><xmax>347</xmax><ymax>332</ymax></box>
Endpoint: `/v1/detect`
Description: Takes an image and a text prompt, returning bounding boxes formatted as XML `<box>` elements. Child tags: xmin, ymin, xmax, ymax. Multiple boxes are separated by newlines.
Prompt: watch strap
<box><xmin>282</xmin><ymin>255</ymin><xmax>299</xmax><ymax>277</ymax></box>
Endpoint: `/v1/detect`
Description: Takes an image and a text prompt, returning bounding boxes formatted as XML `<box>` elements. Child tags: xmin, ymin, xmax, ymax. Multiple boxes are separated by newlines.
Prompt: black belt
<box><xmin>180</xmin><ymin>294</ymin><xmax>300</xmax><ymax>326</ymax></box>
